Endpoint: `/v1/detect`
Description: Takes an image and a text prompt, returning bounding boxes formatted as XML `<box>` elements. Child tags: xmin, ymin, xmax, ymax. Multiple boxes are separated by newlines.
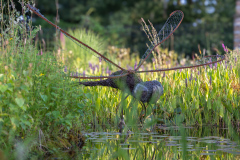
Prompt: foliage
<box><xmin>0</xmin><ymin>0</ymin><xmax>240</xmax><ymax>159</ymax></box>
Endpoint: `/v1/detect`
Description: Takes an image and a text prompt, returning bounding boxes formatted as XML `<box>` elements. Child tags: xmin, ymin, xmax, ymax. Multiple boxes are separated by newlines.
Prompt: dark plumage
<box><xmin>79</xmin><ymin>70</ymin><xmax>142</xmax><ymax>93</ymax></box>
<box><xmin>79</xmin><ymin>70</ymin><xmax>164</xmax><ymax>103</ymax></box>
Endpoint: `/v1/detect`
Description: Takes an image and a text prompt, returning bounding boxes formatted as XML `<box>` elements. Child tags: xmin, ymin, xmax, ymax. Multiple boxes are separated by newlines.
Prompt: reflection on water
<box><xmin>81</xmin><ymin>125</ymin><xmax>240</xmax><ymax>159</ymax></box>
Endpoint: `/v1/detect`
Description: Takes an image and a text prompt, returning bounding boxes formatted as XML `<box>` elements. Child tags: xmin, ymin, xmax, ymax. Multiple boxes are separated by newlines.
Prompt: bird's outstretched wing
<box><xmin>135</xmin><ymin>55</ymin><xmax>225</xmax><ymax>74</ymax></box>
<box><xmin>27</xmin><ymin>4</ymin><xmax>186</xmax><ymax>80</ymax></box>
<box><xmin>135</xmin><ymin>10</ymin><xmax>184</xmax><ymax>71</ymax></box>
<box><xmin>27</xmin><ymin>4</ymin><xmax>126</xmax><ymax>76</ymax></box>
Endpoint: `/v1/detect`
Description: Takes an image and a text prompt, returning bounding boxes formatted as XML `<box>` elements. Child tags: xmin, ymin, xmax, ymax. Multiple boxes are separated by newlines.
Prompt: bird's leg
<box><xmin>145</xmin><ymin>103</ymin><xmax>149</xmax><ymax>115</ymax></box>
<box><xmin>116</xmin><ymin>95</ymin><xmax>129</xmax><ymax>133</ymax></box>
<box><xmin>139</xmin><ymin>101</ymin><xmax>146</xmax><ymax>123</ymax></box>
<box><xmin>141</xmin><ymin>101</ymin><xmax>146</xmax><ymax>115</ymax></box>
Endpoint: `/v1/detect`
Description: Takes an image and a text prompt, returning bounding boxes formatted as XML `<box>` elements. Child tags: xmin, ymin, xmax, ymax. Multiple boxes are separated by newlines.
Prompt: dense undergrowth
<box><xmin>0</xmin><ymin>1</ymin><xmax>240</xmax><ymax>159</ymax></box>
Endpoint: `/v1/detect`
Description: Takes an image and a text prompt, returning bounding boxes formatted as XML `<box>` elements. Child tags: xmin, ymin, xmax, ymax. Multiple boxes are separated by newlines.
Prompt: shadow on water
<box><xmin>79</xmin><ymin>125</ymin><xmax>240</xmax><ymax>159</ymax></box>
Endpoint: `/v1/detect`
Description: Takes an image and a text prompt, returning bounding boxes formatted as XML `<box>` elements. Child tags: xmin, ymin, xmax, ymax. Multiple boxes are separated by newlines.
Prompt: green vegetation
<box><xmin>0</xmin><ymin>1</ymin><xmax>240</xmax><ymax>159</ymax></box>
<box><xmin>63</xmin><ymin>29</ymin><xmax>107</xmax><ymax>69</ymax></box>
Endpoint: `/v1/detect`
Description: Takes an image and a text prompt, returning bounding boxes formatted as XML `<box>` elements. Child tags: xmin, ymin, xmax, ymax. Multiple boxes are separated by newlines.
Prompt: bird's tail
<box><xmin>78</xmin><ymin>79</ymin><xmax>118</xmax><ymax>88</ymax></box>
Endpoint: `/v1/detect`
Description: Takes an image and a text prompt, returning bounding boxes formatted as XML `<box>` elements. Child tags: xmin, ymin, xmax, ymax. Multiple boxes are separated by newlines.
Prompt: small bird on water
<box><xmin>79</xmin><ymin>70</ymin><xmax>164</xmax><ymax>104</ymax></box>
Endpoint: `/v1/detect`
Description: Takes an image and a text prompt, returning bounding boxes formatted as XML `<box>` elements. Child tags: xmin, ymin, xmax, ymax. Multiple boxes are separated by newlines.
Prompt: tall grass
<box><xmin>62</xmin><ymin>29</ymin><xmax>107</xmax><ymax>70</ymax></box>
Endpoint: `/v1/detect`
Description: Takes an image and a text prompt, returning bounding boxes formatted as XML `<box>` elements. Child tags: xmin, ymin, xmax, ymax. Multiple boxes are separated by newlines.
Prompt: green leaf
<box><xmin>10</xmin><ymin>117</ymin><xmax>19</xmax><ymax>129</ymax></box>
<box><xmin>0</xmin><ymin>74</ymin><xmax>4</xmax><ymax>81</ymax></box>
<box><xmin>23</xmin><ymin>70</ymin><xmax>28</xmax><ymax>76</ymax></box>
<box><xmin>51</xmin><ymin>92</ymin><xmax>59</xmax><ymax>98</ymax></box>
<box><xmin>9</xmin><ymin>103</ymin><xmax>17</xmax><ymax>111</ymax></box>
<box><xmin>52</xmin><ymin>111</ymin><xmax>61</xmax><ymax>118</ymax></box>
<box><xmin>95</xmin><ymin>96</ymin><xmax>100</xmax><ymax>111</ymax></box>
<box><xmin>207</xmin><ymin>99</ymin><xmax>211</xmax><ymax>110</ymax></box>
<box><xmin>0</xmin><ymin>85</ymin><xmax>8</xmax><ymax>93</ymax></box>
<box><xmin>40</xmin><ymin>94</ymin><xmax>48</xmax><ymax>102</ymax></box>
<box><xmin>15</xmin><ymin>98</ymin><xmax>25</xmax><ymax>107</ymax></box>
<box><xmin>227</xmin><ymin>88</ymin><xmax>233</xmax><ymax>99</ymax></box>
<box><xmin>85</xmin><ymin>93</ymin><xmax>92</xmax><ymax>99</ymax></box>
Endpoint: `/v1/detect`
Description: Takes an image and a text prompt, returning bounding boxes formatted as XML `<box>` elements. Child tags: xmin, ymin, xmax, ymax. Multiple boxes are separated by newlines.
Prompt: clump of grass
<box><xmin>59</xmin><ymin>28</ymin><xmax>107</xmax><ymax>70</ymax></box>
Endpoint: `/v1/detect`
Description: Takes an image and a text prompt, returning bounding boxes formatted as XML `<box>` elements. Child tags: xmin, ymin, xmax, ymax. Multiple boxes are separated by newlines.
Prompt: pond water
<box><xmin>80</xmin><ymin>125</ymin><xmax>240</xmax><ymax>159</ymax></box>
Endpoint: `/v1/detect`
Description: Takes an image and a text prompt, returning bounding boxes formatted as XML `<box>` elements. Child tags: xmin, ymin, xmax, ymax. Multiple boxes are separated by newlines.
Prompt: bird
<box><xmin>78</xmin><ymin>70</ymin><xmax>164</xmax><ymax>104</ymax></box>
<box><xmin>26</xmin><ymin>4</ymin><xmax>225</xmax><ymax>119</ymax></box>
